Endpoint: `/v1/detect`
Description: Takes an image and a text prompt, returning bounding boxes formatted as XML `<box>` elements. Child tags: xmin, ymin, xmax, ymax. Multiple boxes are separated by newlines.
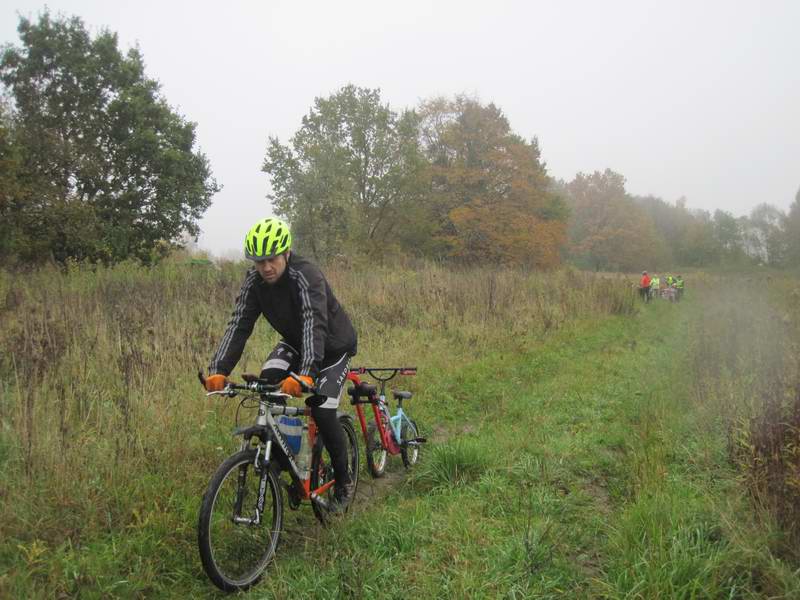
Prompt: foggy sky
<box><xmin>3</xmin><ymin>0</ymin><xmax>798</xmax><ymax>258</ymax></box>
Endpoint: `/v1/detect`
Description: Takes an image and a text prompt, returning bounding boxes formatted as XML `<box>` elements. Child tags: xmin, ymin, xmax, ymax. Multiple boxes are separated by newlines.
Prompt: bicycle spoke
<box><xmin>199</xmin><ymin>451</ymin><xmax>282</xmax><ymax>592</ymax></box>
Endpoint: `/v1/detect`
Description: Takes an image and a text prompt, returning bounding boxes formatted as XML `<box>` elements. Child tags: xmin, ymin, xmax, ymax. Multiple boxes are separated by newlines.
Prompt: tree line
<box><xmin>264</xmin><ymin>86</ymin><xmax>799</xmax><ymax>271</ymax></box>
<box><xmin>2</xmin><ymin>13</ymin><xmax>798</xmax><ymax>271</ymax></box>
<box><xmin>264</xmin><ymin>90</ymin><xmax>567</xmax><ymax>267</ymax></box>
<box><xmin>560</xmin><ymin>171</ymin><xmax>800</xmax><ymax>272</ymax></box>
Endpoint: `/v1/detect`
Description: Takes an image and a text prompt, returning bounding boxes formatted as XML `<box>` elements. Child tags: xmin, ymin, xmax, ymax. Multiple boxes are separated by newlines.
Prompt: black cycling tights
<box><xmin>311</xmin><ymin>406</ymin><xmax>351</xmax><ymax>487</ymax></box>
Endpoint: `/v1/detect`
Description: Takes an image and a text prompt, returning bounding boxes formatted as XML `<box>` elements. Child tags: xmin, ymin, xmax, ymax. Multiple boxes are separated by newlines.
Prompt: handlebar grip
<box><xmin>288</xmin><ymin>372</ymin><xmax>319</xmax><ymax>395</ymax></box>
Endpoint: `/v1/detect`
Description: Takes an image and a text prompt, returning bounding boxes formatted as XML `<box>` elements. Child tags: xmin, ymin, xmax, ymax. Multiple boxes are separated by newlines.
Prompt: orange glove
<box><xmin>205</xmin><ymin>374</ymin><xmax>228</xmax><ymax>392</ymax></box>
<box><xmin>280</xmin><ymin>375</ymin><xmax>314</xmax><ymax>397</ymax></box>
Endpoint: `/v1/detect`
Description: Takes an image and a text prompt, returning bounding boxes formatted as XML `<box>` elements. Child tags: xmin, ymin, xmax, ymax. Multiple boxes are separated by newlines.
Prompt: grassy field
<box><xmin>1</xmin><ymin>261</ymin><xmax>798</xmax><ymax>598</ymax></box>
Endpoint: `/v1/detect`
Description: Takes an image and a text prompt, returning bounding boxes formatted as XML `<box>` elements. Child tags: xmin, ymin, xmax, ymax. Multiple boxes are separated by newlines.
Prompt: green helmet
<box><xmin>244</xmin><ymin>217</ymin><xmax>292</xmax><ymax>260</ymax></box>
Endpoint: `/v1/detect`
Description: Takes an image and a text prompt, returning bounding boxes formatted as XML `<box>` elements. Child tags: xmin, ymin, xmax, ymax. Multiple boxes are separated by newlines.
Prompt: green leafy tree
<box><xmin>712</xmin><ymin>210</ymin><xmax>742</xmax><ymax>253</ymax></box>
<box><xmin>680</xmin><ymin>210</ymin><xmax>721</xmax><ymax>266</ymax></box>
<box><xmin>263</xmin><ymin>85</ymin><xmax>427</xmax><ymax>260</ymax></box>
<box><xmin>0</xmin><ymin>13</ymin><xmax>219</xmax><ymax>264</ymax></box>
<box><xmin>706</xmin><ymin>209</ymin><xmax>750</xmax><ymax>265</ymax></box>
<box><xmin>742</xmin><ymin>203</ymin><xmax>787</xmax><ymax>266</ymax></box>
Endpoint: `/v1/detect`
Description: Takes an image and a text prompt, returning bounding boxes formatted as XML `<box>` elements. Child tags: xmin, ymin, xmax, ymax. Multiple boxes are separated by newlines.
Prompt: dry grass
<box><xmin>687</xmin><ymin>273</ymin><xmax>800</xmax><ymax>553</ymax></box>
<box><xmin>0</xmin><ymin>259</ymin><xmax>636</xmax><ymax>552</ymax></box>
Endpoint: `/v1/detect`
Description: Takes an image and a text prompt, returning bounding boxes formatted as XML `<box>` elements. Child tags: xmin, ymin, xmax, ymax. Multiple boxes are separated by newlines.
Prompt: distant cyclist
<box><xmin>675</xmin><ymin>275</ymin><xmax>685</xmax><ymax>301</ymax></box>
<box><xmin>650</xmin><ymin>274</ymin><xmax>661</xmax><ymax>299</ymax></box>
<box><xmin>639</xmin><ymin>271</ymin><xmax>651</xmax><ymax>302</ymax></box>
<box><xmin>203</xmin><ymin>217</ymin><xmax>358</xmax><ymax>512</ymax></box>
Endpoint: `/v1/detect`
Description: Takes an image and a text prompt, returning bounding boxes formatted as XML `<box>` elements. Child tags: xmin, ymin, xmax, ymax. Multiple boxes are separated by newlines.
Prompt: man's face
<box><xmin>254</xmin><ymin>253</ymin><xmax>288</xmax><ymax>284</ymax></box>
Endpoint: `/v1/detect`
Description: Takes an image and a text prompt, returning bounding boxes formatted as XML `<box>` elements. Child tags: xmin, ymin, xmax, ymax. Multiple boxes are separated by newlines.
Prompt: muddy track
<box><xmin>276</xmin><ymin>448</ymin><xmax>426</xmax><ymax>549</ymax></box>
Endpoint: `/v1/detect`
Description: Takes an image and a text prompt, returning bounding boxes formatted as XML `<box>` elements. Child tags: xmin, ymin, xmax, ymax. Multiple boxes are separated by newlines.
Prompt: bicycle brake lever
<box><xmin>206</xmin><ymin>388</ymin><xmax>236</xmax><ymax>398</ymax></box>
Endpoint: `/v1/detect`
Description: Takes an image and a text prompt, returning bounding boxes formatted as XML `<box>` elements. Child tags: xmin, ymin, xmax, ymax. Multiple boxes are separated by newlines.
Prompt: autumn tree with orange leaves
<box><xmin>418</xmin><ymin>96</ymin><xmax>568</xmax><ymax>267</ymax></box>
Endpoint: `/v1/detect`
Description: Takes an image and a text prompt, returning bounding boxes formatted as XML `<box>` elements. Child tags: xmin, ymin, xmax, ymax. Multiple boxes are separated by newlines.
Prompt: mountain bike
<box><xmin>196</xmin><ymin>373</ymin><xmax>359</xmax><ymax>592</ymax></box>
<box><xmin>346</xmin><ymin>367</ymin><xmax>425</xmax><ymax>478</ymax></box>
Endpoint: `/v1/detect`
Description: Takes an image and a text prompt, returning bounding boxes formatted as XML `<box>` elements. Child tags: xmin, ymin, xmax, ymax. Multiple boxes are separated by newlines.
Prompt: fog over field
<box><xmin>3</xmin><ymin>0</ymin><xmax>798</xmax><ymax>257</ymax></box>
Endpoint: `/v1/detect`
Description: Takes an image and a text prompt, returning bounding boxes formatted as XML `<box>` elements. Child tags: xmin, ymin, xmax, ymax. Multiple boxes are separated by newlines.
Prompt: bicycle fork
<box><xmin>231</xmin><ymin>440</ymin><xmax>273</xmax><ymax>526</ymax></box>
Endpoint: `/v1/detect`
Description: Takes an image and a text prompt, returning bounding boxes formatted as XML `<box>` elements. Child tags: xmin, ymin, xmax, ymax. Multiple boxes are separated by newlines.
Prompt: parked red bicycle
<box><xmin>346</xmin><ymin>367</ymin><xmax>426</xmax><ymax>477</ymax></box>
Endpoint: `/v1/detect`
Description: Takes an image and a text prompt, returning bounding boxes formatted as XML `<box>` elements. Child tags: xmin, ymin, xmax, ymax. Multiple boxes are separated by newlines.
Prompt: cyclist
<box><xmin>639</xmin><ymin>271</ymin><xmax>651</xmax><ymax>302</ymax></box>
<box><xmin>203</xmin><ymin>217</ymin><xmax>358</xmax><ymax>512</ymax></box>
<box><xmin>675</xmin><ymin>275</ymin><xmax>685</xmax><ymax>301</ymax></box>
<box><xmin>649</xmin><ymin>273</ymin><xmax>660</xmax><ymax>299</ymax></box>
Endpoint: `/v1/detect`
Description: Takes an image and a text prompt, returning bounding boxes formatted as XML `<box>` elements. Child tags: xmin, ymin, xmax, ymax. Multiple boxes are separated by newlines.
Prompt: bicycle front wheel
<box><xmin>198</xmin><ymin>449</ymin><xmax>283</xmax><ymax>592</ymax></box>
<box><xmin>311</xmin><ymin>414</ymin><xmax>360</xmax><ymax>525</ymax></box>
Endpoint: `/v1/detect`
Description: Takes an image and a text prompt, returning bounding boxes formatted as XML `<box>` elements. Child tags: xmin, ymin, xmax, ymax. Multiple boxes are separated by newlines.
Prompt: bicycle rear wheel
<box><xmin>400</xmin><ymin>417</ymin><xmax>421</xmax><ymax>468</ymax></box>
<box><xmin>198</xmin><ymin>449</ymin><xmax>283</xmax><ymax>592</ymax></box>
<box><xmin>310</xmin><ymin>414</ymin><xmax>360</xmax><ymax>525</ymax></box>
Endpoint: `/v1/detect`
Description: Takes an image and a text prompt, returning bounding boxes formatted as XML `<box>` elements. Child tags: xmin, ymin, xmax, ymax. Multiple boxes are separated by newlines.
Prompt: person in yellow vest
<box><xmin>649</xmin><ymin>274</ymin><xmax>660</xmax><ymax>300</ymax></box>
<box><xmin>675</xmin><ymin>275</ymin><xmax>685</xmax><ymax>301</ymax></box>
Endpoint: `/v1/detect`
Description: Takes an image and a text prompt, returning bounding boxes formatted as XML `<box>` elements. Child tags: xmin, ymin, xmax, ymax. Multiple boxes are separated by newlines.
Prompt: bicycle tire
<box><xmin>310</xmin><ymin>414</ymin><xmax>360</xmax><ymax>525</ymax></box>
<box><xmin>365</xmin><ymin>421</ymin><xmax>388</xmax><ymax>478</ymax></box>
<box><xmin>198</xmin><ymin>449</ymin><xmax>283</xmax><ymax>592</ymax></box>
<box><xmin>400</xmin><ymin>418</ymin><xmax>421</xmax><ymax>468</ymax></box>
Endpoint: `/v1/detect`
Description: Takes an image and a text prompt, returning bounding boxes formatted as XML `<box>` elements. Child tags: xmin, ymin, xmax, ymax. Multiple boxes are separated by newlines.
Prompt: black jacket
<box><xmin>209</xmin><ymin>253</ymin><xmax>357</xmax><ymax>379</ymax></box>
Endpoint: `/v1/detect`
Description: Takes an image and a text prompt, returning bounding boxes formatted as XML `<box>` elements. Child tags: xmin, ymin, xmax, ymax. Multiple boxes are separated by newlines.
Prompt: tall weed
<box><xmin>687</xmin><ymin>274</ymin><xmax>800</xmax><ymax>553</ymax></box>
<box><xmin>0</xmin><ymin>260</ymin><xmax>634</xmax><ymax>552</ymax></box>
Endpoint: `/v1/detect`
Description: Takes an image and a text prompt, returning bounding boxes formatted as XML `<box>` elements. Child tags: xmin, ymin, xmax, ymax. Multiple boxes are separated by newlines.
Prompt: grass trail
<box><xmin>234</xmin><ymin>295</ymin><xmax>798</xmax><ymax>598</ymax></box>
<box><xmin>5</xmin><ymin>279</ymin><xmax>799</xmax><ymax>598</ymax></box>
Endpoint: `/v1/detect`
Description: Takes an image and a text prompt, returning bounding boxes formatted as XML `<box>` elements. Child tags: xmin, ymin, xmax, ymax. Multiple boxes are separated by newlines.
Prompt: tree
<box><xmin>680</xmin><ymin>211</ymin><xmax>721</xmax><ymax>266</ymax></box>
<box><xmin>565</xmin><ymin>169</ymin><xmax>668</xmax><ymax>271</ymax></box>
<box><xmin>782</xmin><ymin>186</ymin><xmax>800</xmax><ymax>268</ymax></box>
<box><xmin>263</xmin><ymin>85</ymin><xmax>426</xmax><ymax>260</ymax></box>
<box><xmin>417</xmin><ymin>96</ymin><xmax>567</xmax><ymax>267</ymax></box>
<box><xmin>741</xmin><ymin>203</ymin><xmax>787</xmax><ymax>266</ymax></box>
<box><xmin>712</xmin><ymin>209</ymin><xmax>742</xmax><ymax>253</ymax></box>
<box><xmin>705</xmin><ymin>209</ymin><xmax>749</xmax><ymax>265</ymax></box>
<box><xmin>0</xmin><ymin>99</ymin><xmax>40</xmax><ymax>263</ymax></box>
<box><xmin>0</xmin><ymin>13</ymin><xmax>219</xmax><ymax>264</ymax></box>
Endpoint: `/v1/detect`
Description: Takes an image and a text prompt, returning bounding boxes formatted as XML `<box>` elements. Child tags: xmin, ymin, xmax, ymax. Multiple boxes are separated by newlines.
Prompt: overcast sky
<box><xmin>3</xmin><ymin>1</ymin><xmax>799</xmax><ymax>257</ymax></box>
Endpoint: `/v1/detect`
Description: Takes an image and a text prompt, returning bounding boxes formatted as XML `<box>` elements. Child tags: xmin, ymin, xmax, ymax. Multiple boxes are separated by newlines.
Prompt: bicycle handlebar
<box><xmin>349</xmin><ymin>366</ymin><xmax>417</xmax><ymax>381</ymax></box>
<box><xmin>199</xmin><ymin>370</ymin><xmax>317</xmax><ymax>398</ymax></box>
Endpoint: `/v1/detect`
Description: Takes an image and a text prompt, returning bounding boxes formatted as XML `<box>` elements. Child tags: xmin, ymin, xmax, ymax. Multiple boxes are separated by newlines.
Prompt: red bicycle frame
<box><xmin>346</xmin><ymin>367</ymin><xmax>416</xmax><ymax>455</ymax></box>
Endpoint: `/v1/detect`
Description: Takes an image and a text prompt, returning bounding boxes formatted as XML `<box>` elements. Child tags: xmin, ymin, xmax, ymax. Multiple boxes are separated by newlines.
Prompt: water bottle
<box><xmin>296</xmin><ymin>423</ymin><xmax>311</xmax><ymax>478</ymax></box>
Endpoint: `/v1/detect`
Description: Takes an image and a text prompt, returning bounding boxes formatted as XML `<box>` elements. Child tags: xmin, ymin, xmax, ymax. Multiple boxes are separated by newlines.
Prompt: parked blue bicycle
<box><xmin>346</xmin><ymin>367</ymin><xmax>426</xmax><ymax>477</ymax></box>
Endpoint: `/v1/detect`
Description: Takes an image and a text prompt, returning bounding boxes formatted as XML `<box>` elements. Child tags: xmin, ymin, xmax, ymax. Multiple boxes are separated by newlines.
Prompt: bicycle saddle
<box><xmin>393</xmin><ymin>390</ymin><xmax>412</xmax><ymax>400</ymax></box>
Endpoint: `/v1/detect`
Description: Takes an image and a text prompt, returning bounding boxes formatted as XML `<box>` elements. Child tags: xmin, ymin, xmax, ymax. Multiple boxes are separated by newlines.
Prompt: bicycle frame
<box><xmin>346</xmin><ymin>367</ymin><xmax>415</xmax><ymax>456</ymax></box>
<box><xmin>233</xmin><ymin>393</ymin><xmax>335</xmax><ymax>508</ymax></box>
